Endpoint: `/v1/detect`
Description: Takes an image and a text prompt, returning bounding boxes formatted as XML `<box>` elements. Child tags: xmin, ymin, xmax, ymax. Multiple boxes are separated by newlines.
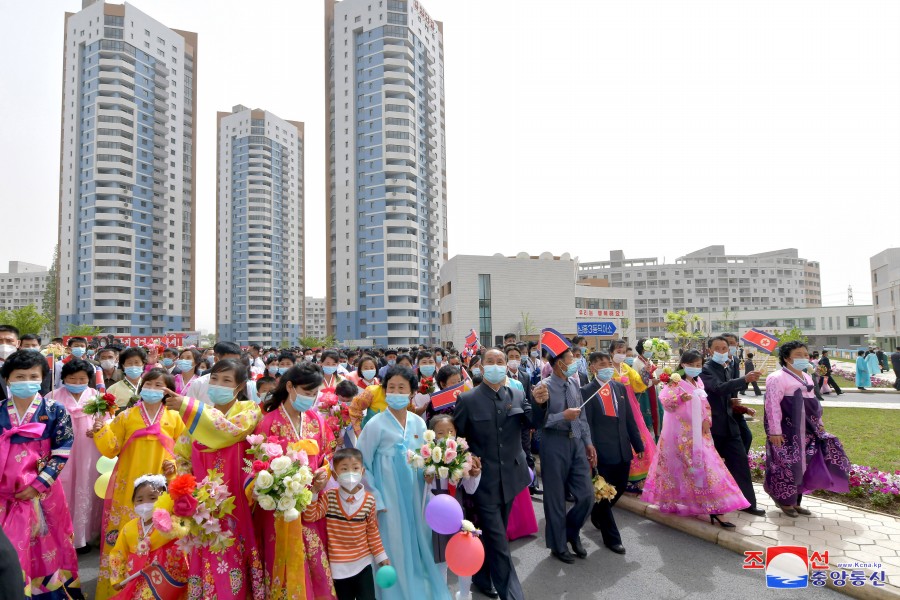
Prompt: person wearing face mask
<box><xmin>722</xmin><ymin>333</ymin><xmax>756</xmax><ymax>454</ymax></box>
<box><xmin>643</xmin><ymin>350</ymin><xmax>751</xmax><ymax>529</ymax></box>
<box><xmin>160</xmin><ymin>347</ymin><xmax>180</xmax><ymax>375</ymax></box>
<box><xmin>356</xmin><ymin>366</ymin><xmax>451</xmax><ymax>600</ymax></box>
<box><xmin>411</xmin><ymin>350</ymin><xmax>439</xmax><ymax>417</ymax></box>
<box><xmin>248</xmin><ymin>344</ymin><xmax>266</xmax><ymax>377</ymax></box>
<box><xmin>106</xmin><ymin>346</ymin><xmax>149</xmax><ymax>410</ymax></box>
<box><xmin>319</xmin><ymin>349</ymin><xmax>345</xmax><ymax>391</ymax></box>
<box><xmin>14</xmin><ymin>333</ymin><xmax>53</xmax><ymax>397</ymax></box>
<box><xmin>51</xmin><ymin>336</ymin><xmax>89</xmax><ymax>390</ymax></box>
<box><xmin>504</xmin><ymin>344</ymin><xmax>540</xmax><ymax>498</ymax></box>
<box><xmin>762</xmin><ymin>342</ymin><xmax>850</xmax><ymax>518</ymax></box>
<box><xmin>580</xmin><ymin>351</ymin><xmax>645</xmax><ymax>554</ymax></box>
<box><xmin>48</xmin><ymin>358</ymin><xmax>104</xmax><ymax>553</ymax></box>
<box><xmin>96</xmin><ymin>346</ymin><xmax>124</xmax><ymax>390</ymax></box>
<box><xmin>530</xmin><ymin>342</ymin><xmax>597</xmax><ymax>566</ymax></box>
<box><xmin>91</xmin><ymin>367</ymin><xmax>184</xmax><ymax>599</ymax></box>
<box><xmin>164</xmin><ymin>359</ymin><xmax>265</xmax><ymax>599</ymax></box>
<box><xmin>183</xmin><ymin>341</ymin><xmax>242</xmax><ymax>406</ymax></box>
<box><xmin>377</xmin><ymin>349</ymin><xmax>399</xmax><ymax>380</ymax></box>
<box><xmin>349</xmin><ymin>355</ymin><xmax>394</xmax><ymax>435</ymax></box>
<box><xmin>108</xmin><ymin>475</ymin><xmax>188</xmax><ymax>597</ymax></box>
<box><xmin>253</xmin><ymin>362</ymin><xmax>336</xmax><ymax>600</ymax></box>
<box><xmin>302</xmin><ymin>447</ymin><xmax>390</xmax><ymax>600</ymax></box>
<box><xmin>699</xmin><ymin>336</ymin><xmax>765</xmax><ymax>517</ymax></box>
<box><xmin>172</xmin><ymin>348</ymin><xmax>202</xmax><ymax>394</ymax></box>
<box><xmin>0</xmin><ymin>350</ymin><xmax>84</xmax><ymax>600</ymax></box>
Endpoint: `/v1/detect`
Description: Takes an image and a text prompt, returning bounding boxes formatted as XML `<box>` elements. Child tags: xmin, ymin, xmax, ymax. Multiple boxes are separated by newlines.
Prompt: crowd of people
<box><xmin>0</xmin><ymin>324</ymin><xmax>854</xmax><ymax>600</ymax></box>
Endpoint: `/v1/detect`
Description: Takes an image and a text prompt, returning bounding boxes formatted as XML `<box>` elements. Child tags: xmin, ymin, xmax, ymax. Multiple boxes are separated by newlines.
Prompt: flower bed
<box><xmin>830</xmin><ymin>362</ymin><xmax>894</xmax><ymax>389</ymax></box>
<box><xmin>748</xmin><ymin>449</ymin><xmax>900</xmax><ymax>515</ymax></box>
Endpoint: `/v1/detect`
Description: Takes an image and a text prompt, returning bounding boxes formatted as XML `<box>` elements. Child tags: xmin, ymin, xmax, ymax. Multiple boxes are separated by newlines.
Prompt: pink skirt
<box><xmin>506</xmin><ymin>488</ymin><xmax>538</xmax><ymax>540</ymax></box>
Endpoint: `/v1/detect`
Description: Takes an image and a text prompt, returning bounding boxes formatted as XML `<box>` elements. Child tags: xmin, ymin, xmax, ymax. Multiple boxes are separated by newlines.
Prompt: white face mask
<box><xmin>612</xmin><ymin>353</ymin><xmax>626</xmax><ymax>364</ymax></box>
<box><xmin>337</xmin><ymin>471</ymin><xmax>362</xmax><ymax>491</ymax></box>
<box><xmin>0</xmin><ymin>344</ymin><xmax>16</xmax><ymax>360</ymax></box>
<box><xmin>134</xmin><ymin>502</ymin><xmax>155</xmax><ymax>521</ymax></box>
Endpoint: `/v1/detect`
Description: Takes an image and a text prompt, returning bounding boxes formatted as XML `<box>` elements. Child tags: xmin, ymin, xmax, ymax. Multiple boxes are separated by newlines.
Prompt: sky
<box><xmin>1</xmin><ymin>0</ymin><xmax>898</xmax><ymax>332</ymax></box>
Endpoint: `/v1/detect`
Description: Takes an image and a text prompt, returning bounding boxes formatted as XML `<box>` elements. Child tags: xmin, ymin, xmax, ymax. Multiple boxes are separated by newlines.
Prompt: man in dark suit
<box><xmin>581</xmin><ymin>351</ymin><xmax>644</xmax><ymax>554</ymax></box>
<box><xmin>818</xmin><ymin>350</ymin><xmax>843</xmax><ymax>395</ymax></box>
<box><xmin>454</xmin><ymin>348</ymin><xmax>540</xmax><ymax>600</ymax></box>
<box><xmin>742</xmin><ymin>352</ymin><xmax>762</xmax><ymax>396</ymax></box>
<box><xmin>504</xmin><ymin>344</ymin><xmax>542</xmax><ymax>496</ymax></box>
<box><xmin>700</xmin><ymin>336</ymin><xmax>765</xmax><ymax>516</ymax></box>
<box><xmin>723</xmin><ymin>334</ymin><xmax>755</xmax><ymax>453</ymax></box>
<box><xmin>892</xmin><ymin>347</ymin><xmax>900</xmax><ymax>391</ymax></box>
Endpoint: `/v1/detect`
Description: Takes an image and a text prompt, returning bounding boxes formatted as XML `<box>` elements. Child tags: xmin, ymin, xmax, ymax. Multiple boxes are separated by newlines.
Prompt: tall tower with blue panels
<box><xmin>57</xmin><ymin>1</ymin><xmax>197</xmax><ymax>335</ymax></box>
<box><xmin>326</xmin><ymin>0</ymin><xmax>447</xmax><ymax>346</ymax></box>
<box><xmin>217</xmin><ymin>106</ymin><xmax>305</xmax><ymax>347</ymax></box>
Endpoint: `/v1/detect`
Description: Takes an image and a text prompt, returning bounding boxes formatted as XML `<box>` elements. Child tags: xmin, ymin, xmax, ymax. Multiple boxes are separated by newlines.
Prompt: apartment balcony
<box><xmin>383</xmin><ymin>70</ymin><xmax>414</xmax><ymax>86</ymax></box>
<box><xmin>99</xmin><ymin>58</ymin><xmax>136</xmax><ymax>74</ymax></box>
<box><xmin>383</xmin><ymin>84</ymin><xmax>415</xmax><ymax>101</ymax></box>
<box><xmin>383</xmin><ymin>57</ymin><xmax>414</xmax><ymax>74</ymax></box>
<box><xmin>383</xmin><ymin>44</ymin><xmax>414</xmax><ymax>61</ymax></box>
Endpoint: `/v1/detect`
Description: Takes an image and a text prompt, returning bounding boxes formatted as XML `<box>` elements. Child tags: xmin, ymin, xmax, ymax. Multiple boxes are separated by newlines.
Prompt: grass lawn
<box><xmin>747</xmin><ymin>407</ymin><xmax>900</xmax><ymax>473</ymax></box>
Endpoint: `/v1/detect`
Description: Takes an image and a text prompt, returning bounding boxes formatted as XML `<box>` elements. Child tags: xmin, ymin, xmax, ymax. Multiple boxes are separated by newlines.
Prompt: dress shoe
<box><xmin>551</xmin><ymin>550</ymin><xmax>576</xmax><ymax>564</ymax></box>
<box><xmin>741</xmin><ymin>507</ymin><xmax>766</xmax><ymax>517</ymax></box>
<box><xmin>565</xmin><ymin>491</ymin><xmax>577</xmax><ymax>503</ymax></box>
<box><xmin>777</xmin><ymin>504</ymin><xmax>799</xmax><ymax>517</ymax></box>
<box><xmin>607</xmin><ymin>544</ymin><xmax>626</xmax><ymax>555</ymax></box>
<box><xmin>473</xmin><ymin>583</ymin><xmax>498</xmax><ymax>598</ymax></box>
<box><xmin>76</xmin><ymin>545</ymin><xmax>92</xmax><ymax>555</ymax></box>
<box><xmin>568</xmin><ymin>537</ymin><xmax>587</xmax><ymax>558</ymax></box>
<box><xmin>795</xmin><ymin>506</ymin><xmax>812</xmax><ymax>516</ymax></box>
<box><xmin>529</xmin><ymin>485</ymin><xmax>543</xmax><ymax>496</ymax></box>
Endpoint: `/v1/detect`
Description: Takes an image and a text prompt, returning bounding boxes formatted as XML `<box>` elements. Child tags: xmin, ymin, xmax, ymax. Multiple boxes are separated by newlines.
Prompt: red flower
<box><xmin>267</xmin><ymin>435</ymin><xmax>282</xmax><ymax>445</ymax></box>
<box><xmin>172</xmin><ymin>494</ymin><xmax>198</xmax><ymax>517</ymax></box>
<box><xmin>168</xmin><ymin>474</ymin><xmax>197</xmax><ymax>499</ymax></box>
<box><xmin>659</xmin><ymin>373</ymin><xmax>670</xmax><ymax>383</ymax></box>
<box><xmin>252</xmin><ymin>460</ymin><xmax>269</xmax><ymax>473</ymax></box>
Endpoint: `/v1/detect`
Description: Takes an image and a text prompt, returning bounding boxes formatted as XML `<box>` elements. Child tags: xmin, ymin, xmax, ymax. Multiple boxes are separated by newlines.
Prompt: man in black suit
<box><xmin>892</xmin><ymin>347</ymin><xmax>900</xmax><ymax>391</ymax></box>
<box><xmin>581</xmin><ymin>351</ymin><xmax>644</xmax><ymax>554</ymax></box>
<box><xmin>700</xmin><ymin>336</ymin><xmax>765</xmax><ymax>516</ymax></box>
<box><xmin>454</xmin><ymin>348</ymin><xmax>540</xmax><ymax>600</ymax></box>
<box><xmin>818</xmin><ymin>350</ymin><xmax>843</xmax><ymax>395</ymax></box>
<box><xmin>504</xmin><ymin>344</ymin><xmax>542</xmax><ymax>496</ymax></box>
<box><xmin>723</xmin><ymin>334</ymin><xmax>755</xmax><ymax>453</ymax></box>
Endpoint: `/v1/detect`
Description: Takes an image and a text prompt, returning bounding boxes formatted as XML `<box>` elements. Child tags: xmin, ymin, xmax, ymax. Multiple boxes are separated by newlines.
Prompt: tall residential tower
<box><xmin>325</xmin><ymin>0</ymin><xmax>447</xmax><ymax>346</ymax></box>
<box><xmin>57</xmin><ymin>1</ymin><xmax>197</xmax><ymax>335</ymax></box>
<box><xmin>217</xmin><ymin>106</ymin><xmax>305</xmax><ymax>347</ymax></box>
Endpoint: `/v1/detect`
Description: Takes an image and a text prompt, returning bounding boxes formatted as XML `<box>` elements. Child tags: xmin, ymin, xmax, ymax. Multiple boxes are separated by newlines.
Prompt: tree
<box><xmin>621</xmin><ymin>318</ymin><xmax>631</xmax><ymax>333</ymax></box>
<box><xmin>721</xmin><ymin>306</ymin><xmax>737</xmax><ymax>332</ymax></box>
<box><xmin>770</xmin><ymin>327</ymin><xmax>808</xmax><ymax>347</ymax></box>
<box><xmin>0</xmin><ymin>305</ymin><xmax>50</xmax><ymax>336</ymax></box>
<box><xmin>299</xmin><ymin>336</ymin><xmax>320</xmax><ymax>349</ymax></box>
<box><xmin>520</xmin><ymin>312</ymin><xmax>537</xmax><ymax>336</ymax></box>
<box><xmin>43</xmin><ymin>244</ymin><xmax>59</xmax><ymax>332</ymax></box>
<box><xmin>65</xmin><ymin>323</ymin><xmax>103</xmax><ymax>337</ymax></box>
<box><xmin>664</xmin><ymin>310</ymin><xmax>707</xmax><ymax>352</ymax></box>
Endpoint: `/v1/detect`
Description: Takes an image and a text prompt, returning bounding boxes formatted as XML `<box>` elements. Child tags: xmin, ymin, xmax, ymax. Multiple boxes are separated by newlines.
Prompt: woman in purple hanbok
<box><xmin>764</xmin><ymin>341</ymin><xmax>850</xmax><ymax>517</ymax></box>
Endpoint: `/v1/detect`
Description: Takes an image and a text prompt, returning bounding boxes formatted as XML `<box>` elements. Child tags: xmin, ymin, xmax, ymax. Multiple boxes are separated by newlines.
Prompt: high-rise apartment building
<box><xmin>57</xmin><ymin>1</ymin><xmax>197</xmax><ymax>335</ymax></box>
<box><xmin>0</xmin><ymin>262</ymin><xmax>51</xmax><ymax>314</ymax></box>
<box><xmin>305</xmin><ymin>297</ymin><xmax>327</xmax><ymax>341</ymax></box>
<box><xmin>325</xmin><ymin>0</ymin><xmax>447</xmax><ymax>346</ymax></box>
<box><xmin>217</xmin><ymin>105</ymin><xmax>305</xmax><ymax>347</ymax></box>
<box><xmin>577</xmin><ymin>246</ymin><xmax>822</xmax><ymax>339</ymax></box>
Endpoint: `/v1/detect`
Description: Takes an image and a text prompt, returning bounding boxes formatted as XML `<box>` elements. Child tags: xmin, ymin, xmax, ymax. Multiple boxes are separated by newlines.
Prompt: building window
<box><xmin>478</xmin><ymin>274</ymin><xmax>492</xmax><ymax>347</ymax></box>
<box><xmin>847</xmin><ymin>316</ymin><xmax>868</xmax><ymax>328</ymax></box>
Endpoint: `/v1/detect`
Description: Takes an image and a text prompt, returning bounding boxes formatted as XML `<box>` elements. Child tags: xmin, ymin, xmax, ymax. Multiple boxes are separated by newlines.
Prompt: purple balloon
<box><xmin>425</xmin><ymin>493</ymin><xmax>464</xmax><ymax>535</ymax></box>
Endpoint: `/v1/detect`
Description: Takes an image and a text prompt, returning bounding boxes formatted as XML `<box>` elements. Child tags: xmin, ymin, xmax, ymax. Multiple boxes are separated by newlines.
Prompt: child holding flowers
<box><xmin>108</xmin><ymin>474</ymin><xmax>188</xmax><ymax>599</ymax></box>
<box><xmin>92</xmin><ymin>368</ymin><xmax>185</xmax><ymax>600</ymax></box>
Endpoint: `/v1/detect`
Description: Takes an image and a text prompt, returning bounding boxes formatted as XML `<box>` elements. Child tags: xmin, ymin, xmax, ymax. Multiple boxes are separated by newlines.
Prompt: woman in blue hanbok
<box><xmin>856</xmin><ymin>350</ymin><xmax>871</xmax><ymax>389</ymax></box>
<box><xmin>866</xmin><ymin>351</ymin><xmax>881</xmax><ymax>380</ymax></box>
<box><xmin>356</xmin><ymin>366</ymin><xmax>451</xmax><ymax>600</ymax></box>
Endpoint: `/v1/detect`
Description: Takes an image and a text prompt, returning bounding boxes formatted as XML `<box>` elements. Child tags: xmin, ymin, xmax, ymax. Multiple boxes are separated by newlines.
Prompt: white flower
<box><xmin>288</xmin><ymin>480</ymin><xmax>304</xmax><ymax>495</ymax></box>
<box><xmin>257</xmin><ymin>494</ymin><xmax>276</xmax><ymax>511</ymax></box>
<box><xmin>256</xmin><ymin>470</ymin><xmax>275</xmax><ymax>491</ymax></box>
<box><xmin>451</xmin><ymin>469</ymin><xmax>464</xmax><ymax>482</ymax></box>
<box><xmin>461</xmin><ymin>520</ymin><xmax>476</xmax><ymax>533</ymax></box>
<box><xmin>282</xmin><ymin>507</ymin><xmax>300</xmax><ymax>522</ymax></box>
<box><xmin>423</xmin><ymin>430</ymin><xmax>436</xmax><ymax>443</ymax></box>
<box><xmin>431</xmin><ymin>446</ymin><xmax>443</xmax><ymax>463</ymax></box>
<box><xmin>437</xmin><ymin>466</ymin><xmax>449</xmax><ymax>480</ymax></box>
<box><xmin>277</xmin><ymin>496</ymin><xmax>296</xmax><ymax>511</ymax></box>
<box><xmin>296</xmin><ymin>467</ymin><xmax>314</xmax><ymax>487</ymax></box>
<box><xmin>424</xmin><ymin>465</ymin><xmax>437</xmax><ymax>477</ymax></box>
<box><xmin>414</xmin><ymin>456</ymin><xmax>426</xmax><ymax>469</ymax></box>
<box><xmin>281</xmin><ymin>475</ymin><xmax>293</xmax><ymax>486</ymax></box>
<box><xmin>270</xmin><ymin>456</ymin><xmax>292</xmax><ymax>476</ymax></box>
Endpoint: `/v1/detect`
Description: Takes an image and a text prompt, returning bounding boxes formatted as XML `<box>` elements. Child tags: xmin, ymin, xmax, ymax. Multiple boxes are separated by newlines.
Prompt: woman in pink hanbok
<box><xmin>0</xmin><ymin>351</ymin><xmax>83</xmax><ymax>599</ymax></box>
<box><xmin>642</xmin><ymin>350</ymin><xmax>750</xmax><ymax>527</ymax></box>
<box><xmin>51</xmin><ymin>358</ymin><xmax>104</xmax><ymax>551</ymax></box>
<box><xmin>608</xmin><ymin>341</ymin><xmax>657</xmax><ymax>489</ymax></box>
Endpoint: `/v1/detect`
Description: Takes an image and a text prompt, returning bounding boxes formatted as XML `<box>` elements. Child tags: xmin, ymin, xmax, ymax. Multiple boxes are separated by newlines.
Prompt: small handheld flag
<box><xmin>540</xmin><ymin>328</ymin><xmax>571</xmax><ymax>359</ymax></box>
<box><xmin>430</xmin><ymin>381</ymin><xmax>465</xmax><ymax>410</ymax></box>
<box><xmin>741</xmin><ymin>328</ymin><xmax>780</xmax><ymax>354</ymax></box>
<box><xmin>465</xmin><ymin>329</ymin><xmax>479</xmax><ymax>348</ymax></box>
<box><xmin>94</xmin><ymin>366</ymin><xmax>106</xmax><ymax>393</ymax></box>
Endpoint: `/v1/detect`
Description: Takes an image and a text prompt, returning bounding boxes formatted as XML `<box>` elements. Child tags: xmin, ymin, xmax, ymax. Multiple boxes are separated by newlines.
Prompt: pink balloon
<box><xmin>447</xmin><ymin>532</ymin><xmax>485</xmax><ymax>576</ymax></box>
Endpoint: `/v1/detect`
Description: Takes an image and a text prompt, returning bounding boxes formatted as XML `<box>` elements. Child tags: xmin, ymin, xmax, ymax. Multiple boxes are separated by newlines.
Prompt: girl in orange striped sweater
<box><xmin>303</xmin><ymin>447</ymin><xmax>389</xmax><ymax>600</ymax></box>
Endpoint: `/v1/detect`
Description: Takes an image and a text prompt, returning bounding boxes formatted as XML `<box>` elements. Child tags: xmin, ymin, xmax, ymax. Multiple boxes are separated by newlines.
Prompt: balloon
<box><xmin>446</xmin><ymin>532</ymin><xmax>485</xmax><ymax>576</ymax></box>
<box><xmin>425</xmin><ymin>494</ymin><xmax>463</xmax><ymax>535</ymax></box>
<box><xmin>374</xmin><ymin>565</ymin><xmax>397</xmax><ymax>589</ymax></box>
<box><xmin>97</xmin><ymin>456</ymin><xmax>117</xmax><ymax>475</ymax></box>
<box><xmin>94</xmin><ymin>471</ymin><xmax>112</xmax><ymax>498</ymax></box>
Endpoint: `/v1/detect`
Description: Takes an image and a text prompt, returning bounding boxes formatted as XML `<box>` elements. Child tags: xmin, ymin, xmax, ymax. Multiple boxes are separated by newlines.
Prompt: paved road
<box><xmin>75</xmin><ymin>501</ymin><xmax>845</xmax><ymax>599</ymax></box>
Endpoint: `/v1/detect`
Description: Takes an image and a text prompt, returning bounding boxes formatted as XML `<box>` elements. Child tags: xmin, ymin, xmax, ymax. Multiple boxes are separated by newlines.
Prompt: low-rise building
<box><xmin>0</xmin><ymin>262</ymin><xmax>50</xmax><ymax>313</ymax></box>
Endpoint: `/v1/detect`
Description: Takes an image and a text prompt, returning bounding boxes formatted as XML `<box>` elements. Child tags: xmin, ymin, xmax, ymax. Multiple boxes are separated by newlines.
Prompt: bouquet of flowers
<box><xmin>418</xmin><ymin>376</ymin><xmax>436</xmax><ymax>395</ymax></box>
<box><xmin>406</xmin><ymin>430</ymin><xmax>471</xmax><ymax>484</ymax></box>
<box><xmin>658</xmin><ymin>367</ymin><xmax>681</xmax><ymax>385</ymax></box>
<box><xmin>82</xmin><ymin>392</ymin><xmax>117</xmax><ymax>417</ymax></box>
<box><xmin>643</xmin><ymin>338</ymin><xmax>672</xmax><ymax>362</ymax></box>
<box><xmin>243</xmin><ymin>435</ymin><xmax>317</xmax><ymax>522</ymax></box>
<box><xmin>154</xmin><ymin>471</ymin><xmax>236</xmax><ymax>554</ymax></box>
<box><xmin>816</xmin><ymin>364</ymin><xmax>828</xmax><ymax>376</ymax></box>
<box><xmin>44</xmin><ymin>343</ymin><xmax>65</xmax><ymax>359</ymax></box>
<box><xmin>592</xmin><ymin>474</ymin><xmax>616</xmax><ymax>502</ymax></box>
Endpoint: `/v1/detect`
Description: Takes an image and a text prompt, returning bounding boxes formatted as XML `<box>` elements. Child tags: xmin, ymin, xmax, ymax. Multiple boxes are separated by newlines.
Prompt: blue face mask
<box><xmin>471</xmin><ymin>368</ymin><xmax>482</xmax><ymax>378</ymax></box>
<box><xmin>419</xmin><ymin>364</ymin><xmax>436</xmax><ymax>377</ymax></box>
<box><xmin>684</xmin><ymin>366</ymin><xmax>703</xmax><ymax>378</ymax></box>
<box><xmin>386</xmin><ymin>393</ymin><xmax>410</xmax><ymax>410</ymax></box>
<box><xmin>791</xmin><ymin>359</ymin><xmax>811</xmax><ymax>372</ymax></box>
<box><xmin>65</xmin><ymin>383</ymin><xmax>89</xmax><ymax>395</ymax></box>
<box><xmin>292</xmin><ymin>392</ymin><xmax>316</xmax><ymax>413</ymax></box>
<box><xmin>596</xmin><ymin>367</ymin><xmax>615</xmax><ymax>382</ymax></box>
<box><xmin>140</xmin><ymin>389</ymin><xmax>164</xmax><ymax>404</ymax></box>
<box><xmin>124</xmin><ymin>366</ymin><xmax>143</xmax><ymax>379</ymax></box>
<box><xmin>9</xmin><ymin>381</ymin><xmax>42</xmax><ymax>398</ymax></box>
<box><xmin>277</xmin><ymin>367</ymin><xmax>289</xmax><ymax>375</ymax></box>
<box><xmin>362</xmin><ymin>369</ymin><xmax>377</xmax><ymax>381</ymax></box>
<box><xmin>268</xmin><ymin>366</ymin><xmax>279</xmax><ymax>376</ymax></box>
<box><xmin>208</xmin><ymin>385</ymin><xmax>236</xmax><ymax>405</ymax></box>
<box><xmin>323</xmin><ymin>365</ymin><xmax>338</xmax><ymax>375</ymax></box>
<box><xmin>71</xmin><ymin>347</ymin><xmax>86</xmax><ymax>358</ymax></box>
<box><xmin>176</xmin><ymin>359</ymin><xmax>193</xmax><ymax>372</ymax></box>
<box><xmin>564</xmin><ymin>361</ymin><xmax>579</xmax><ymax>378</ymax></box>
<box><xmin>162</xmin><ymin>358</ymin><xmax>174</xmax><ymax>368</ymax></box>
<box><xmin>712</xmin><ymin>352</ymin><xmax>729</xmax><ymax>365</ymax></box>
<box><xmin>483</xmin><ymin>365</ymin><xmax>506</xmax><ymax>384</ymax></box>
<box><xmin>624</xmin><ymin>357</ymin><xmax>636</xmax><ymax>366</ymax></box>
<box><xmin>729</xmin><ymin>346</ymin><xmax>738</xmax><ymax>357</ymax></box>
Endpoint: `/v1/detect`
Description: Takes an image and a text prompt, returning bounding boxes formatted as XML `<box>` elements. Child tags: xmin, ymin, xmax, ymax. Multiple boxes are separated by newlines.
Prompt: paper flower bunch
<box><xmin>407</xmin><ymin>430</ymin><xmax>471</xmax><ymax>484</ymax></box>
<box><xmin>244</xmin><ymin>434</ymin><xmax>317</xmax><ymax>522</ymax></box>
<box><xmin>155</xmin><ymin>471</ymin><xmax>237</xmax><ymax>554</ymax></box>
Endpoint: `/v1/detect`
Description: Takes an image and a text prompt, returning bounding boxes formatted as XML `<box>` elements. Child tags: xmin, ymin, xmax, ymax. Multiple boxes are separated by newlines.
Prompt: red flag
<box><xmin>140</xmin><ymin>562</ymin><xmax>187</xmax><ymax>600</ymax></box>
<box><xmin>94</xmin><ymin>366</ymin><xmax>106</xmax><ymax>392</ymax></box>
<box><xmin>740</xmin><ymin>328</ymin><xmax>780</xmax><ymax>354</ymax></box>
<box><xmin>465</xmin><ymin>329</ymin><xmax>478</xmax><ymax>348</ymax></box>
<box><xmin>430</xmin><ymin>381</ymin><xmax>465</xmax><ymax>410</ymax></box>
<box><xmin>598</xmin><ymin>383</ymin><xmax>617</xmax><ymax>416</ymax></box>
<box><xmin>540</xmin><ymin>328</ymin><xmax>571</xmax><ymax>359</ymax></box>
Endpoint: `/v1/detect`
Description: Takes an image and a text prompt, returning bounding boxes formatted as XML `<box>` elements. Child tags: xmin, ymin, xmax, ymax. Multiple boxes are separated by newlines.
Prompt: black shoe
<box><xmin>568</xmin><ymin>537</ymin><xmax>587</xmax><ymax>558</ymax></box>
<box><xmin>607</xmin><ymin>543</ymin><xmax>626</xmax><ymax>555</ymax></box>
<box><xmin>741</xmin><ymin>507</ymin><xmax>766</xmax><ymax>517</ymax></box>
<box><xmin>529</xmin><ymin>485</ymin><xmax>543</xmax><ymax>496</ymax></box>
<box><xmin>76</xmin><ymin>545</ymin><xmax>92</xmax><ymax>555</ymax></box>
<box><xmin>565</xmin><ymin>492</ymin><xmax>577</xmax><ymax>503</ymax></box>
<box><xmin>710</xmin><ymin>515</ymin><xmax>736</xmax><ymax>528</ymax></box>
<box><xmin>474</xmin><ymin>583</ymin><xmax>499</xmax><ymax>598</ymax></box>
<box><xmin>551</xmin><ymin>550</ymin><xmax>576</xmax><ymax>564</ymax></box>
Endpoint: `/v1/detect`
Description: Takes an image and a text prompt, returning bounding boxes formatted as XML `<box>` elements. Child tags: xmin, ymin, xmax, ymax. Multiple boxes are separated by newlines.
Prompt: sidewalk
<box><xmin>619</xmin><ymin>483</ymin><xmax>900</xmax><ymax>599</ymax></box>
<box><xmin>741</xmin><ymin>397</ymin><xmax>900</xmax><ymax>410</ymax></box>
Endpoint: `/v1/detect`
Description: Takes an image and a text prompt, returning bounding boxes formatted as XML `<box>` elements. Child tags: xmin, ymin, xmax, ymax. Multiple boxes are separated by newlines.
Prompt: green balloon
<box><xmin>97</xmin><ymin>456</ymin><xmax>117</xmax><ymax>475</ymax></box>
<box><xmin>375</xmin><ymin>565</ymin><xmax>397</xmax><ymax>589</ymax></box>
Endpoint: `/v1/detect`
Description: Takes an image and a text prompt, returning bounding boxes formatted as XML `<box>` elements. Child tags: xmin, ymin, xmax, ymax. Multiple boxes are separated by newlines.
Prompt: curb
<box><xmin>617</xmin><ymin>495</ymin><xmax>900</xmax><ymax>600</ymax></box>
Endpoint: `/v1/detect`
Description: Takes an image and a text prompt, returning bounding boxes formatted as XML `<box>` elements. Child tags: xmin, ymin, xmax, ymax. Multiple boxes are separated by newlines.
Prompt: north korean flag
<box><xmin>465</xmin><ymin>329</ymin><xmax>478</xmax><ymax>348</ymax></box>
<box><xmin>540</xmin><ymin>328</ymin><xmax>571</xmax><ymax>359</ymax></box>
<box><xmin>598</xmin><ymin>383</ymin><xmax>618</xmax><ymax>417</ymax></box>
<box><xmin>430</xmin><ymin>381</ymin><xmax>465</xmax><ymax>410</ymax></box>
<box><xmin>741</xmin><ymin>328</ymin><xmax>780</xmax><ymax>354</ymax></box>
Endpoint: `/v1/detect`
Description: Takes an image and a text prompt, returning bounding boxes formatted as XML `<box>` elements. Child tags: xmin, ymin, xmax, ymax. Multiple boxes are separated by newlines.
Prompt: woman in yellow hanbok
<box><xmin>93</xmin><ymin>368</ymin><xmax>185</xmax><ymax>600</ymax></box>
<box><xmin>608</xmin><ymin>340</ymin><xmax>657</xmax><ymax>486</ymax></box>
